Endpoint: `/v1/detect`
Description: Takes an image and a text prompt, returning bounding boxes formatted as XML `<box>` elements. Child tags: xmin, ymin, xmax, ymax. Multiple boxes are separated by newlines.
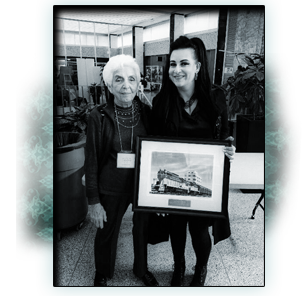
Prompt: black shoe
<box><xmin>170</xmin><ymin>262</ymin><xmax>186</xmax><ymax>286</ymax></box>
<box><xmin>94</xmin><ymin>272</ymin><xmax>107</xmax><ymax>287</ymax></box>
<box><xmin>139</xmin><ymin>270</ymin><xmax>159</xmax><ymax>286</ymax></box>
<box><xmin>189</xmin><ymin>266</ymin><xmax>207</xmax><ymax>287</ymax></box>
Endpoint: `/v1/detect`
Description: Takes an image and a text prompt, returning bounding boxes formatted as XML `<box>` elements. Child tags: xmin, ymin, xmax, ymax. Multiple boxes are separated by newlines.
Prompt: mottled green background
<box><xmin>17</xmin><ymin>0</ymin><xmax>301</xmax><ymax>295</ymax></box>
<box><xmin>17</xmin><ymin>85</ymin><xmax>53</xmax><ymax>243</ymax></box>
<box><xmin>265</xmin><ymin>53</ymin><xmax>302</xmax><ymax>268</ymax></box>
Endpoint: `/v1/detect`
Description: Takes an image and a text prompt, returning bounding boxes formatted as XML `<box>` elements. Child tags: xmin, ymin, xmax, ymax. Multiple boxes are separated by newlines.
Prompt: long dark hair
<box><xmin>157</xmin><ymin>35</ymin><xmax>219</xmax><ymax>127</ymax></box>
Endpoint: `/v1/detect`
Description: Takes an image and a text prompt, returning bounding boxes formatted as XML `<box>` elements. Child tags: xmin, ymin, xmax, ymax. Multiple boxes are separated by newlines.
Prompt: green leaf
<box><xmin>258</xmin><ymin>64</ymin><xmax>264</xmax><ymax>70</ymax></box>
<box><xmin>237</xmin><ymin>95</ymin><xmax>245</xmax><ymax>102</ymax></box>
<box><xmin>77</xmin><ymin>121</ymin><xmax>86</xmax><ymax>130</ymax></box>
<box><xmin>259</xmin><ymin>88</ymin><xmax>265</xmax><ymax>100</ymax></box>
<box><xmin>248</xmin><ymin>100</ymin><xmax>254</xmax><ymax>112</ymax></box>
<box><xmin>253</xmin><ymin>87</ymin><xmax>259</xmax><ymax>103</ymax></box>
<box><xmin>234</xmin><ymin>76</ymin><xmax>243</xmax><ymax>85</ymax></box>
<box><xmin>234</xmin><ymin>99</ymin><xmax>240</xmax><ymax>111</ymax></box>
<box><xmin>242</xmin><ymin>72</ymin><xmax>256</xmax><ymax>81</ymax></box>
<box><xmin>244</xmin><ymin>54</ymin><xmax>253</xmax><ymax>60</ymax></box>
<box><xmin>229</xmin><ymin>94</ymin><xmax>236</xmax><ymax>103</ymax></box>
<box><xmin>65</xmin><ymin>116</ymin><xmax>77</xmax><ymax>121</ymax></box>
<box><xmin>247</xmin><ymin>87</ymin><xmax>254</xmax><ymax>103</ymax></box>
<box><xmin>242</xmin><ymin>69</ymin><xmax>256</xmax><ymax>77</ymax></box>
<box><xmin>234</xmin><ymin>69</ymin><xmax>242</xmax><ymax>77</ymax></box>
<box><xmin>246</xmin><ymin>65</ymin><xmax>256</xmax><ymax>71</ymax></box>
<box><xmin>256</xmin><ymin>71</ymin><xmax>264</xmax><ymax>81</ymax></box>
<box><xmin>243</xmin><ymin>55</ymin><xmax>255</xmax><ymax>66</ymax></box>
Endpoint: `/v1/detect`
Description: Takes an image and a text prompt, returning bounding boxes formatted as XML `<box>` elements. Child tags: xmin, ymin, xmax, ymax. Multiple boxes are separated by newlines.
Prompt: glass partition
<box><xmin>54</xmin><ymin>17</ymin><xmax>131</xmax><ymax>113</ymax></box>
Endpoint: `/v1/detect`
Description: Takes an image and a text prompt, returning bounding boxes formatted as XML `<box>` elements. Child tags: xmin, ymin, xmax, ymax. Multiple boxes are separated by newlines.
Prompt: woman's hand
<box><xmin>88</xmin><ymin>203</ymin><xmax>107</xmax><ymax>229</ymax></box>
<box><xmin>224</xmin><ymin>136</ymin><xmax>236</xmax><ymax>163</ymax></box>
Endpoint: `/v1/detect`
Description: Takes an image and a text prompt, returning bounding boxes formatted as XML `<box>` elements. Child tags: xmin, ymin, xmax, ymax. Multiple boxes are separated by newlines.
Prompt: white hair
<box><xmin>102</xmin><ymin>54</ymin><xmax>140</xmax><ymax>88</ymax></box>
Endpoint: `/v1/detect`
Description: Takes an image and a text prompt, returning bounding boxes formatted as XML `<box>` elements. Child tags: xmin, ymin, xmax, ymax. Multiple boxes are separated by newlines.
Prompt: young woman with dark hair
<box><xmin>151</xmin><ymin>36</ymin><xmax>235</xmax><ymax>286</ymax></box>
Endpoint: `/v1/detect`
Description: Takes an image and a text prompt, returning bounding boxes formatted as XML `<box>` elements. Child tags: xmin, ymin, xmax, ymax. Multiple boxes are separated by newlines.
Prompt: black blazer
<box><xmin>150</xmin><ymin>92</ymin><xmax>231</xmax><ymax>245</ymax></box>
<box><xmin>84</xmin><ymin>96</ymin><xmax>151</xmax><ymax>205</ymax></box>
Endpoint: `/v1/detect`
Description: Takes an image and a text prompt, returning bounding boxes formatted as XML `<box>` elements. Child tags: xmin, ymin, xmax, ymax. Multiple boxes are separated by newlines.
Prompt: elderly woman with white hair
<box><xmin>84</xmin><ymin>54</ymin><xmax>159</xmax><ymax>286</ymax></box>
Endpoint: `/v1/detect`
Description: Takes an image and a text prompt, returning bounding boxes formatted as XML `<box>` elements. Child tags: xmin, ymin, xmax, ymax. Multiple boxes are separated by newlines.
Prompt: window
<box><xmin>65</xmin><ymin>32</ymin><xmax>75</xmax><ymax>44</ymax></box>
<box><xmin>81</xmin><ymin>33</ymin><xmax>87</xmax><ymax>45</ymax></box>
<box><xmin>117</xmin><ymin>32</ymin><xmax>132</xmax><ymax>47</ymax></box>
<box><xmin>75</xmin><ymin>34</ymin><xmax>80</xmax><ymax>45</ymax></box>
<box><xmin>143</xmin><ymin>21</ymin><xmax>170</xmax><ymax>42</ymax></box>
<box><xmin>87</xmin><ymin>34</ymin><xmax>95</xmax><ymax>46</ymax></box>
<box><xmin>184</xmin><ymin>10</ymin><xmax>219</xmax><ymax>34</ymax></box>
<box><xmin>96</xmin><ymin>35</ymin><xmax>109</xmax><ymax>47</ymax></box>
<box><xmin>55</xmin><ymin>30</ymin><xmax>109</xmax><ymax>47</ymax></box>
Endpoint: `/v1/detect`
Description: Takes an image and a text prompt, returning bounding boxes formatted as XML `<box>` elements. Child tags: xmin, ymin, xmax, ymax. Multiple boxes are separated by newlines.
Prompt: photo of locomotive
<box><xmin>151</xmin><ymin>169</ymin><xmax>212</xmax><ymax>197</ymax></box>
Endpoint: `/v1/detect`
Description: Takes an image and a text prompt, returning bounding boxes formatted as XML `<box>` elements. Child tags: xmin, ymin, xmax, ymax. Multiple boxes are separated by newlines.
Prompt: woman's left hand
<box><xmin>224</xmin><ymin>136</ymin><xmax>236</xmax><ymax>163</ymax></box>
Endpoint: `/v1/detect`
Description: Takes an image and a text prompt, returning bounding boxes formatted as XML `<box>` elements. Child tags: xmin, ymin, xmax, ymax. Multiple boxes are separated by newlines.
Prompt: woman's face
<box><xmin>109</xmin><ymin>65</ymin><xmax>139</xmax><ymax>106</ymax></box>
<box><xmin>169</xmin><ymin>48</ymin><xmax>201</xmax><ymax>91</ymax></box>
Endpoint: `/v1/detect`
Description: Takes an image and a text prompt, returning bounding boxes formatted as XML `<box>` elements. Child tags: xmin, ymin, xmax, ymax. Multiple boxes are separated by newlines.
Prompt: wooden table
<box><xmin>229</xmin><ymin>153</ymin><xmax>264</xmax><ymax>218</ymax></box>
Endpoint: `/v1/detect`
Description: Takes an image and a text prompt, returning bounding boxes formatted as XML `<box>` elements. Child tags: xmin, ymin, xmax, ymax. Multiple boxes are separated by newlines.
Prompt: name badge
<box><xmin>117</xmin><ymin>152</ymin><xmax>135</xmax><ymax>168</ymax></box>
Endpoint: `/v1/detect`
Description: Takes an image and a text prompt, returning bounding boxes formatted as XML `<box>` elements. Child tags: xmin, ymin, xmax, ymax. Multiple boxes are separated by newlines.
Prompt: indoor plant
<box><xmin>54</xmin><ymin>102</ymin><xmax>94</xmax><ymax>239</ymax></box>
<box><xmin>221</xmin><ymin>53</ymin><xmax>264</xmax><ymax>152</ymax></box>
<box><xmin>55</xmin><ymin>102</ymin><xmax>94</xmax><ymax>145</ymax></box>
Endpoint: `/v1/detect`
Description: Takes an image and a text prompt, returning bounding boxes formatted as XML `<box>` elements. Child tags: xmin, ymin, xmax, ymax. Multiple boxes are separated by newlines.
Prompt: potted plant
<box><xmin>54</xmin><ymin>102</ymin><xmax>94</xmax><ymax>239</ymax></box>
<box><xmin>221</xmin><ymin>53</ymin><xmax>264</xmax><ymax>152</ymax></box>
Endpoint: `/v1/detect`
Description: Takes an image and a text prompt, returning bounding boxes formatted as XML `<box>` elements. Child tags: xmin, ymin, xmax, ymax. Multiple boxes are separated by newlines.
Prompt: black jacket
<box><xmin>150</xmin><ymin>92</ymin><xmax>231</xmax><ymax>245</ymax></box>
<box><xmin>151</xmin><ymin>89</ymin><xmax>229</xmax><ymax>140</ymax></box>
<box><xmin>84</xmin><ymin>96</ymin><xmax>151</xmax><ymax>205</ymax></box>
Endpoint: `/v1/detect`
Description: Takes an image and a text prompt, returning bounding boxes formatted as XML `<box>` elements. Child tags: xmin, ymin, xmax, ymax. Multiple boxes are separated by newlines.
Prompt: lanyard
<box><xmin>114</xmin><ymin>102</ymin><xmax>134</xmax><ymax>153</ymax></box>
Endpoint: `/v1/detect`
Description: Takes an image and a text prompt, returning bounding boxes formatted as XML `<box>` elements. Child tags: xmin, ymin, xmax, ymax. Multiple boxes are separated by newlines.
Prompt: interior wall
<box><xmin>55</xmin><ymin>45</ymin><xmax>132</xmax><ymax>58</ymax></box>
<box><xmin>144</xmin><ymin>38</ymin><xmax>170</xmax><ymax>56</ymax></box>
<box><xmin>185</xmin><ymin>28</ymin><xmax>218</xmax><ymax>50</ymax></box>
<box><xmin>55</xmin><ymin>9</ymin><xmax>263</xmax><ymax>87</ymax></box>
<box><xmin>223</xmin><ymin>7</ymin><xmax>264</xmax><ymax>84</ymax></box>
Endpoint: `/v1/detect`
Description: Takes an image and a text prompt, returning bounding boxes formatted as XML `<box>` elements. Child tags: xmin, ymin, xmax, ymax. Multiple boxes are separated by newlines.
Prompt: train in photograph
<box><xmin>151</xmin><ymin>169</ymin><xmax>212</xmax><ymax>197</ymax></box>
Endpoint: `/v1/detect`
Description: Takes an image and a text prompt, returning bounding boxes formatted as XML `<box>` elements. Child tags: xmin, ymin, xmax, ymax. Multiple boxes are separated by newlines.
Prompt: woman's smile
<box><xmin>169</xmin><ymin>48</ymin><xmax>200</xmax><ymax>90</ymax></box>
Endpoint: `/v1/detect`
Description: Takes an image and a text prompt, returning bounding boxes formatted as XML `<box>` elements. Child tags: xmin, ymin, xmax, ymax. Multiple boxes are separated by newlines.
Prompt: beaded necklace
<box><xmin>114</xmin><ymin>100</ymin><xmax>140</xmax><ymax>128</ymax></box>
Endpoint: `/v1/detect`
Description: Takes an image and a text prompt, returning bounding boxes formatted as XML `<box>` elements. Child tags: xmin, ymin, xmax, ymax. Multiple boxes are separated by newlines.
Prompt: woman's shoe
<box><xmin>139</xmin><ymin>270</ymin><xmax>159</xmax><ymax>286</ymax></box>
<box><xmin>170</xmin><ymin>261</ymin><xmax>186</xmax><ymax>286</ymax></box>
<box><xmin>94</xmin><ymin>271</ymin><xmax>107</xmax><ymax>287</ymax></box>
<box><xmin>189</xmin><ymin>265</ymin><xmax>207</xmax><ymax>287</ymax></box>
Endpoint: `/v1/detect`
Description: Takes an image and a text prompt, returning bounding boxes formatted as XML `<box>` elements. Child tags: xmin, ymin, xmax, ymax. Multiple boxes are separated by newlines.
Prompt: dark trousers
<box><xmin>94</xmin><ymin>194</ymin><xmax>149</xmax><ymax>278</ymax></box>
<box><xmin>169</xmin><ymin>214</ymin><xmax>212</xmax><ymax>268</ymax></box>
<box><xmin>132</xmin><ymin>211</ymin><xmax>150</xmax><ymax>277</ymax></box>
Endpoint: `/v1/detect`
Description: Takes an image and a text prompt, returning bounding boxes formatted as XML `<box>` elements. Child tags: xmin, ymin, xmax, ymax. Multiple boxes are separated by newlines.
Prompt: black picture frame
<box><xmin>133</xmin><ymin>136</ymin><xmax>231</xmax><ymax>219</ymax></box>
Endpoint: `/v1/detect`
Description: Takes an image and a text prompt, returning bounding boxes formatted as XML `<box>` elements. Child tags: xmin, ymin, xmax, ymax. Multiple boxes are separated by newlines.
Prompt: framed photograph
<box><xmin>133</xmin><ymin>136</ymin><xmax>231</xmax><ymax>219</ymax></box>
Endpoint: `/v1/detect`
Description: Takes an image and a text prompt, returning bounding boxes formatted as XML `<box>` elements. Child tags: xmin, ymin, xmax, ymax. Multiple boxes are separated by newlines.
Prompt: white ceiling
<box><xmin>55</xmin><ymin>7</ymin><xmax>207</xmax><ymax>35</ymax></box>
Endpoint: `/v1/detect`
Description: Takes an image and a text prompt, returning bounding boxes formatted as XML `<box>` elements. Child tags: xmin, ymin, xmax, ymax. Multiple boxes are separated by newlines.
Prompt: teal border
<box><xmin>279</xmin><ymin>53</ymin><xmax>302</xmax><ymax>268</ymax></box>
<box><xmin>17</xmin><ymin>85</ymin><xmax>53</xmax><ymax>243</ymax></box>
<box><xmin>34</xmin><ymin>0</ymin><xmax>285</xmax><ymax>295</ymax></box>
<box><xmin>265</xmin><ymin>53</ymin><xmax>302</xmax><ymax>268</ymax></box>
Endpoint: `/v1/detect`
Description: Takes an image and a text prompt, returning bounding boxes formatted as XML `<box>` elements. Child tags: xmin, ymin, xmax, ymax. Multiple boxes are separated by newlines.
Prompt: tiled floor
<box><xmin>54</xmin><ymin>189</ymin><xmax>264</xmax><ymax>287</ymax></box>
